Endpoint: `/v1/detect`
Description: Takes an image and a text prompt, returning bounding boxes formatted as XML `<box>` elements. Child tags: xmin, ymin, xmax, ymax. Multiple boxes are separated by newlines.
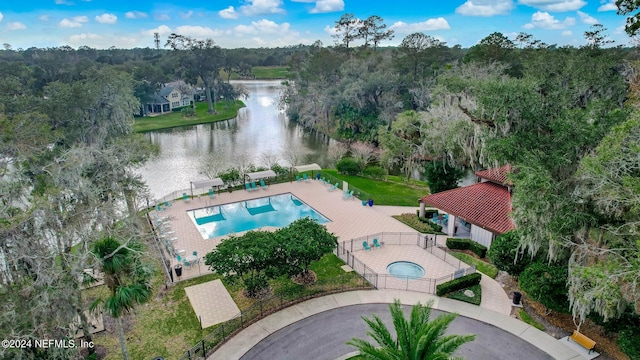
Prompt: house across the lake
<box><xmin>419</xmin><ymin>164</ymin><xmax>515</xmax><ymax>248</ymax></box>
<box><xmin>145</xmin><ymin>81</ymin><xmax>194</xmax><ymax>115</ymax></box>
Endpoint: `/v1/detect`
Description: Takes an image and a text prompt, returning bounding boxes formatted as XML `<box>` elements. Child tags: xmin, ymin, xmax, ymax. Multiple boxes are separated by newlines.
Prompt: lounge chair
<box><xmin>328</xmin><ymin>183</ymin><xmax>338</xmax><ymax>191</ymax></box>
<box><xmin>362</xmin><ymin>241</ymin><xmax>371</xmax><ymax>251</ymax></box>
<box><xmin>164</xmin><ymin>201</ymin><xmax>172</xmax><ymax>208</ymax></box>
<box><xmin>342</xmin><ymin>190</ymin><xmax>353</xmax><ymax>199</ymax></box>
<box><xmin>183</xmin><ymin>193</ymin><xmax>189</xmax><ymax>202</ymax></box>
<box><xmin>251</xmin><ymin>181</ymin><xmax>259</xmax><ymax>191</ymax></box>
<box><xmin>303</xmin><ymin>173</ymin><xmax>310</xmax><ymax>182</ymax></box>
<box><xmin>296</xmin><ymin>175</ymin><xmax>301</xmax><ymax>182</ymax></box>
<box><xmin>245</xmin><ymin>183</ymin><xmax>252</xmax><ymax>191</ymax></box>
<box><xmin>260</xmin><ymin>179</ymin><xmax>269</xmax><ymax>190</ymax></box>
<box><xmin>373</xmin><ymin>238</ymin><xmax>382</xmax><ymax>248</ymax></box>
<box><xmin>209</xmin><ymin>188</ymin><xmax>215</xmax><ymax>198</ymax></box>
<box><xmin>156</xmin><ymin>204</ymin><xmax>164</xmax><ymax>212</ymax></box>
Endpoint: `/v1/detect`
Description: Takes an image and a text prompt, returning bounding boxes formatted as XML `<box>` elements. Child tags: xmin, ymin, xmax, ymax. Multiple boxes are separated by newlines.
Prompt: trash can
<box><xmin>513</xmin><ymin>291</ymin><xmax>522</xmax><ymax>305</ymax></box>
<box><xmin>368</xmin><ymin>199</ymin><xmax>374</xmax><ymax>207</ymax></box>
<box><xmin>174</xmin><ymin>264</ymin><xmax>182</xmax><ymax>277</ymax></box>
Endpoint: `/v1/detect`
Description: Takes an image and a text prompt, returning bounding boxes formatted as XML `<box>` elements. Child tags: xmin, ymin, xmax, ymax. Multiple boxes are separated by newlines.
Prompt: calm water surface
<box><xmin>138</xmin><ymin>80</ymin><xmax>334</xmax><ymax>199</ymax></box>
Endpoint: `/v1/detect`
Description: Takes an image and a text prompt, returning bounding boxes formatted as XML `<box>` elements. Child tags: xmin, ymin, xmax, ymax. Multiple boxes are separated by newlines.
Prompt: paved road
<box><xmin>241</xmin><ymin>304</ymin><xmax>553</xmax><ymax>360</ymax></box>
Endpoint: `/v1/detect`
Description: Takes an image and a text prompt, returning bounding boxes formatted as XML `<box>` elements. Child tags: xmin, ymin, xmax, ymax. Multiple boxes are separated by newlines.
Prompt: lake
<box><xmin>138</xmin><ymin>80</ymin><xmax>335</xmax><ymax>199</ymax></box>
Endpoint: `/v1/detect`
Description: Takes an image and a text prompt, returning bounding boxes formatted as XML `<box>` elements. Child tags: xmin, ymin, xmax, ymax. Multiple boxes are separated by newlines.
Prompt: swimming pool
<box><xmin>387</xmin><ymin>261</ymin><xmax>426</xmax><ymax>279</ymax></box>
<box><xmin>188</xmin><ymin>193</ymin><xmax>330</xmax><ymax>239</ymax></box>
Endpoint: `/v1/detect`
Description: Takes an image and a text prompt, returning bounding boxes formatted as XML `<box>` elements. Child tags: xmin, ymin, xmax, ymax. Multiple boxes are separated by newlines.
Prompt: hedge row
<box><xmin>446</xmin><ymin>238</ymin><xmax>487</xmax><ymax>258</ymax></box>
<box><xmin>436</xmin><ymin>272</ymin><xmax>482</xmax><ymax>296</ymax></box>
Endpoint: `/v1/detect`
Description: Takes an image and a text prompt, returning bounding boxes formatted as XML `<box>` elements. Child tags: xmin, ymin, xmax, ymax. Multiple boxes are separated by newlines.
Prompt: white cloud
<box><xmin>323</xmin><ymin>24</ymin><xmax>338</xmax><ymax>36</ymax></box>
<box><xmin>0</xmin><ymin>12</ymin><xmax>3</xmax><ymax>23</ymax></box>
<box><xmin>240</xmin><ymin>0</ymin><xmax>285</xmax><ymax>16</ymax></box>
<box><xmin>125</xmin><ymin>11</ymin><xmax>148</xmax><ymax>19</ymax></box>
<box><xmin>141</xmin><ymin>25</ymin><xmax>173</xmax><ymax>37</ymax></box>
<box><xmin>174</xmin><ymin>25</ymin><xmax>225</xmax><ymax>38</ymax></box>
<box><xmin>95</xmin><ymin>13</ymin><xmax>117</xmax><ymax>24</ymax></box>
<box><xmin>59</xmin><ymin>16</ymin><xmax>89</xmax><ymax>28</ymax></box>
<box><xmin>235</xmin><ymin>19</ymin><xmax>290</xmax><ymax>35</ymax></box>
<box><xmin>309</xmin><ymin>0</ymin><xmax>345</xmax><ymax>13</ymax></box>
<box><xmin>518</xmin><ymin>0</ymin><xmax>586</xmax><ymax>12</ymax></box>
<box><xmin>577</xmin><ymin>11</ymin><xmax>598</xmax><ymax>25</ymax></box>
<box><xmin>390</xmin><ymin>18</ymin><xmax>451</xmax><ymax>32</ymax></box>
<box><xmin>39</xmin><ymin>15</ymin><xmax>49</xmax><ymax>21</ymax></box>
<box><xmin>523</xmin><ymin>11</ymin><xmax>576</xmax><ymax>29</ymax></box>
<box><xmin>55</xmin><ymin>0</ymin><xmax>74</xmax><ymax>4</ymax></box>
<box><xmin>180</xmin><ymin>10</ymin><xmax>194</xmax><ymax>19</ymax></box>
<box><xmin>219</xmin><ymin>6</ymin><xmax>238</xmax><ymax>19</ymax></box>
<box><xmin>456</xmin><ymin>0</ymin><xmax>515</xmax><ymax>16</ymax></box>
<box><xmin>562</xmin><ymin>30</ymin><xmax>573</xmax><ymax>36</ymax></box>
<box><xmin>597</xmin><ymin>0</ymin><xmax>617</xmax><ymax>11</ymax></box>
<box><xmin>7</xmin><ymin>22</ymin><xmax>26</xmax><ymax>30</ymax></box>
<box><xmin>155</xmin><ymin>14</ymin><xmax>171</xmax><ymax>21</ymax></box>
<box><xmin>67</xmin><ymin>33</ymin><xmax>138</xmax><ymax>48</ymax></box>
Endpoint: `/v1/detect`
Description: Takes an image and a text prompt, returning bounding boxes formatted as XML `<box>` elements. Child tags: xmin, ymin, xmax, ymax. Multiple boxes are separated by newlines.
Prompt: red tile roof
<box><xmin>475</xmin><ymin>164</ymin><xmax>512</xmax><ymax>185</ymax></box>
<box><xmin>420</xmin><ymin>182</ymin><xmax>515</xmax><ymax>234</ymax></box>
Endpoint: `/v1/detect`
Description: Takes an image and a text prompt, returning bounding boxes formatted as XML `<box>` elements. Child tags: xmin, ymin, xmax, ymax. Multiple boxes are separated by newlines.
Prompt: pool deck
<box><xmin>153</xmin><ymin>179</ymin><xmax>421</xmax><ymax>280</ymax></box>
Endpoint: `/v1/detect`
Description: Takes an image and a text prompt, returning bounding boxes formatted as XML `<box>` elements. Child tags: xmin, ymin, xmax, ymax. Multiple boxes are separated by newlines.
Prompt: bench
<box><xmin>568</xmin><ymin>330</ymin><xmax>596</xmax><ymax>354</ymax></box>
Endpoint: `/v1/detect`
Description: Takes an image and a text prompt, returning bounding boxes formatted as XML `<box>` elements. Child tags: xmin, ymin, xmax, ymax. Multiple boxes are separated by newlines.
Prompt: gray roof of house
<box><xmin>151</xmin><ymin>94</ymin><xmax>169</xmax><ymax>104</ymax></box>
<box><xmin>159</xmin><ymin>86</ymin><xmax>175</xmax><ymax>97</ymax></box>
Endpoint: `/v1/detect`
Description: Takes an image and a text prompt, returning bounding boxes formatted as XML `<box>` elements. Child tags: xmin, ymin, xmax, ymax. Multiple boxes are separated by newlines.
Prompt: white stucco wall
<box><xmin>470</xmin><ymin>225</ymin><xmax>495</xmax><ymax>248</ymax></box>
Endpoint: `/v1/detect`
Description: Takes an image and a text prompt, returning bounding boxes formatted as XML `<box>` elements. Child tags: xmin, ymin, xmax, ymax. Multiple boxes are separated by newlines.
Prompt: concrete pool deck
<box><xmin>152</xmin><ymin>179</ymin><xmax>422</xmax><ymax>280</ymax></box>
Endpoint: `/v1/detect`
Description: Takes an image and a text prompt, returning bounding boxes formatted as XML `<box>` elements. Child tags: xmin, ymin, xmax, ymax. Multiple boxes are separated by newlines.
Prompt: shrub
<box><xmin>488</xmin><ymin>230</ymin><xmax>533</xmax><ymax>277</ymax></box>
<box><xmin>446</xmin><ymin>238</ymin><xmax>470</xmax><ymax>251</ymax></box>
<box><xmin>362</xmin><ymin>166</ymin><xmax>386</xmax><ymax>179</ymax></box>
<box><xmin>270</xmin><ymin>163</ymin><xmax>289</xmax><ymax>176</ymax></box>
<box><xmin>445</xmin><ymin>238</ymin><xmax>486</xmax><ymax>258</ymax></box>
<box><xmin>436</xmin><ymin>272</ymin><xmax>482</xmax><ymax>296</ymax></box>
<box><xmin>519</xmin><ymin>261</ymin><xmax>570</xmax><ymax>313</ymax></box>
<box><xmin>336</xmin><ymin>157</ymin><xmax>361</xmax><ymax>175</ymax></box>
<box><xmin>469</xmin><ymin>242</ymin><xmax>487</xmax><ymax>258</ymax></box>
<box><xmin>392</xmin><ymin>214</ymin><xmax>443</xmax><ymax>233</ymax></box>
<box><xmin>618</xmin><ymin>327</ymin><xmax>640</xmax><ymax>360</ymax></box>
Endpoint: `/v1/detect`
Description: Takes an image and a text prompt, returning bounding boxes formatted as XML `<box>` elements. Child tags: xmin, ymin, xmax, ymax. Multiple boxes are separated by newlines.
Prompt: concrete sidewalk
<box><xmin>209</xmin><ymin>289</ymin><xmax>583</xmax><ymax>360</ymax></box>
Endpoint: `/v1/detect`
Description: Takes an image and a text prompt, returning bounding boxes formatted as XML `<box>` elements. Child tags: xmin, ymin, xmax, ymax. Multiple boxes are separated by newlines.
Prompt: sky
<box><xmin>0</xmin><ymin>0</ymin><xmax>633</xmax><ymax>50</ymax></box>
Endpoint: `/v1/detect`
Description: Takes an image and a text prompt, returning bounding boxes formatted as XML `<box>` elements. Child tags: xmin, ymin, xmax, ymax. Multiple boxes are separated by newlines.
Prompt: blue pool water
<box><xmin>188</xmin><ymin>193</ymin><xmax>330</xmax><ymax>239</ymax></box>
<box><xmin>387</xmin><ymin>261</ymin><xmax>425</xmax><ymax>279</ymax></box>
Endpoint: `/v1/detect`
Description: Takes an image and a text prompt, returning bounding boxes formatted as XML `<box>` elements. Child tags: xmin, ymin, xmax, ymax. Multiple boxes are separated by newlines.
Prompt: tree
<box><xmin>204</xmin><ymin>231</ymin><xmax>275</xmax><ymax>297</ymax></box>
<box><xmin>275</xmin><ymin>218</ymin><xmax>338</xmax><ymax>280</ymax></box>
<box><xmin>487</xmin><ymin>231</ymin><xmax>534</xmax><ymax>277</ymax></box>
<box><xmin>347</xmin><ymin>299</ymin><xmax>475</xmax><ymax>359</ymax></box>
<box><xmin>584</xmin><ymin>24</ymin><xmax>614</xmax><ymax>48</ymax></box>
<box><xmin>396</xmin><ymin>33</ymin><xmax>446</xmax><ymax>84</ymax></box>
<box><xmin>423</xmin><ymin>161</ymin><xmax>464</xmax><ymax>194</ymax></box>
<box><xmin>359</xmin><ymin>15</ymin><xmax>394</xmax><ymax>50</ymax></box>
<box><xmin>333</xmin><ymin>13</ymin><xmax>361</xmax><ymax>48</ymax></box>
<box><xmin>616</xmin><ymin>0</ymin><xmax>640</xmax><ymax>36</ymax></box>
<box><xmin>91</xmin><ymin>236</ymin><xmax>152</xmax><ymax>360</ymax></box>
<box><xmin>165</xmin><ymin>34</ymin><xmax>224</xmax><ymax>114</ymax></box>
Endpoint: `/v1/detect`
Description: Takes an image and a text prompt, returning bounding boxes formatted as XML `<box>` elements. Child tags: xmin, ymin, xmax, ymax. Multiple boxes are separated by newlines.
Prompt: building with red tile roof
<box><xmin>419</xmin><ymin>165</ymin><xmax>515</xmax><ymax>248</ymax></box>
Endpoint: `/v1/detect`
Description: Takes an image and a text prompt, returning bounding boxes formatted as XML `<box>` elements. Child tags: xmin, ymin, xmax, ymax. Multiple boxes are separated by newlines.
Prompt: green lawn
<box><xmin>251</xmin><ymin>66</ymin><xmax>289</xmax><ymax>79</ymax></box>
<box><xmin>321</xmin><ymin>169</ymin><xmax>429</xmax><ymax>206</ymax></box>
<box><xmin>93</xmin><ymin>253</ymin><xmax>359</xmax><ymax>360</ymax></box>
<box><xmin>446</xmin><ymin>284</ymin><xmax>482</xmax><ymax>305</ymax></box>
<box><xmin>446</xmin><ymin>252</ymin><xmax>499</xmax><ymax>278</ymax></box>
<box><xmin>133</xmin><ymin>100</ymin><xmax>245</xmax><ymax>132</ymax></box>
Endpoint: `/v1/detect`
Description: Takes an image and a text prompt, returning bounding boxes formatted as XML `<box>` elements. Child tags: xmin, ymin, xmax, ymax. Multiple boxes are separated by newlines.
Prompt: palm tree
<box><xmin>91</xmin><ymin>236</ymin><xmax>152</xmax><ymax>360</ymax></box>
<box><xmin>347</xmin><ymin>299</ymin><xmax>475</xmax><ymax>360</ymax></box>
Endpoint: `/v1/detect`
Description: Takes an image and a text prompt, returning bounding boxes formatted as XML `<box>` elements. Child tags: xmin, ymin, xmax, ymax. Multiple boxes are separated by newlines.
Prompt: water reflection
<box><xmin>138</xmin><ymin>80</ymin><xmax>334</xmax><ymax>199</ymax></box>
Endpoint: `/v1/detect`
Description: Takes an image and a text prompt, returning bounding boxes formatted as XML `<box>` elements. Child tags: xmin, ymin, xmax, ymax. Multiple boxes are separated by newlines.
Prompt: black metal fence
<box><xmin>336</xmin><ymin>232</ymin><xmax>476</xmax><ymax>294</ymax></box>
<box><xmin>177</xmin><ymin>274</ymin><xmax>372</xmax><ymax>360</ymax></box>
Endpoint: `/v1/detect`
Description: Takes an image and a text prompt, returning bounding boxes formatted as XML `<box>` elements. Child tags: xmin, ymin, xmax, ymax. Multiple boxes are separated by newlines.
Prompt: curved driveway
<box><xmin>209</xmin><ymin>290</ymin><xmax>582</xmax><ymax>360</ymax></box>
<box><xmin>241</xmin><ymin>303</ymin><xmax>552</xmax><ymax>360</ymax></box>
